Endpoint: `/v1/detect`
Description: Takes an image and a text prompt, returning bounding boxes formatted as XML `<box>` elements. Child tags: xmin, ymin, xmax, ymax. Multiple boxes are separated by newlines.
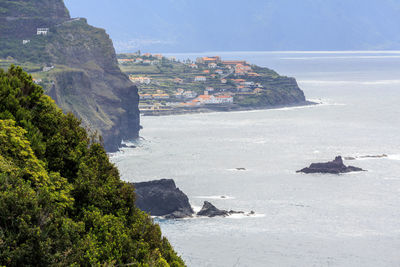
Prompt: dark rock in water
<box><xmin>133</xmin><ymin>179</ymin><xmax>194</xmax><ymax>218</ymax></box>
<box><xmin>297</xmin><ymin>156</ymin><xmax>366</xmax><ymax>174</ymax></box>
<box><xmin>197</xmin><ymin>201</ymin><xmax>229</xmax><ymax>217</ymax></box>
<box><xmin>228</xmin><ymin>210</ymin><xmax>245</xmax><ymax>214</ymax></box>
<box><xmin>236</xmin><ymin>168</ymin><xmax>247</xmax><ymax>171</ymax></box>
<box><xmin>196</xmin><ymin>201</ymin><xmax>256</xmax><ymax>217</ymax></box>
<box><xmin>344</xmin><ymin>156</ymin><xmax>356</xmax><ymax>160</ymax></box>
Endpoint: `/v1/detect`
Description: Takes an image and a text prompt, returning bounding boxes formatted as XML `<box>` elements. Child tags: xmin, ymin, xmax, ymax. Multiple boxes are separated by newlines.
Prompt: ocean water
<box><xmin>111</xmin><ymin>51</ymin><xmax>400</xmax><ymax>267</ymax></box>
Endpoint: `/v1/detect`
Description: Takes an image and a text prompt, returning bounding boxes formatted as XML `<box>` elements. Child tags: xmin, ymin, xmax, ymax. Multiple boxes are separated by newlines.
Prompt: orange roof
<box><xmin>216</xmin><ymin>95</ymin><xmax>232</xmax><ymax>98</ymax></box>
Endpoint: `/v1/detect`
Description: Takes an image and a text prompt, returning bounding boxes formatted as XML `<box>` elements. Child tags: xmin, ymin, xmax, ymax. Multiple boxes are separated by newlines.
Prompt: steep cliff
<box><xmin>0</xmin><ymin>0</ymin><xmax>140</xmax><ymax>151</ymax></box>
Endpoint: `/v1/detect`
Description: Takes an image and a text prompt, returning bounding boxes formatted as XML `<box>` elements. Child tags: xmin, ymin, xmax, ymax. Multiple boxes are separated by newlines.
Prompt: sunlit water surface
<box><xmin>111</xmin><ymin>51</ymin><xmax>400</xmax><ymax>267</ymax></box>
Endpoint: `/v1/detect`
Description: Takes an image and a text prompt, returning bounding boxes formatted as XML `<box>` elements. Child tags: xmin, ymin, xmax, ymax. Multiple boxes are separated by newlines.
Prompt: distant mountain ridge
<box><xmin>0</xmin><ymin>0</ymin><xmax>140</xmax><ymax>151</ymax></box>
<box><xmin>65</xmin><ymin>0</ymin><xmax>400</xmax><ymax>53</ymax></box>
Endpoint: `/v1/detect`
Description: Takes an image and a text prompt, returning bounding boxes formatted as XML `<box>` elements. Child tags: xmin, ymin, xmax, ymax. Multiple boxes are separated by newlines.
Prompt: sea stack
<box><xmin>297</xmin><ymin>156</ymin><xmax>366</xmax><ymax>174</ymax></box>
<box><xmin>133</xmin><ymin>179</ymin><xmax>194</xmax><ymax>218</ymax></box>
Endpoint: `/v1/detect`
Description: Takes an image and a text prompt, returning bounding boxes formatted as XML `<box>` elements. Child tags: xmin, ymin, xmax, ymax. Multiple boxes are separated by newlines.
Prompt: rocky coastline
<box><xmin>141</xmin><ymin>100</ymin><xmax>317</xmax><ymax>117</ymax></box>
<box><xmin>133</xmin><ymin>179</ymin><xmax>255</xmax><ymax>219</ymax></box>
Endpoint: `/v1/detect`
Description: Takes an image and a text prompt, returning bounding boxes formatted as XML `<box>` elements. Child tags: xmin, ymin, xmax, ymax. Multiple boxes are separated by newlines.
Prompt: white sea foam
<box><xmin>299</xmin><ymin>79</ymin><xmax>400</xmax><ymax>86</ymax></box>
<box><xmin>281</xmin><ymin>55</ymin><xmax>400</xmax><ymax>60</ymax></box>
<box><xmin>388</xmin><ymin>154</ymin><xmax>400</xmax><ymax>160</ymax></box>
<box><xmin>192</xmin><ymin>205</ymin><xmax>202</xmax><ymax>213</ymax></box>
<box><xmin>227</xmin><ymin>168</ymin><xmax>248</xmax><ymax>172</ymax></box>
<box><xmin>193</xmin><ymin>195</ymin><xmax>235</xmax><ymax>200</ymax></box>
<box><xmin>227</xmin><ymin>213</ymin><xmax>266</xmax><ymax>219</ymax></box>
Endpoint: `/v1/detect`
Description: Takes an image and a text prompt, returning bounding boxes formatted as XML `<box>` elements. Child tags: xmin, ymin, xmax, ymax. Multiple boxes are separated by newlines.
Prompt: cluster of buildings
<box><xmin>127</xmin><ymin>54</ymin><xmax>266</xmax><ymax>110</ymax></box>
<box><xmin>181</xmin><ymin>91</ymin><xmax>233</xmax><ymax>107</ymax></box>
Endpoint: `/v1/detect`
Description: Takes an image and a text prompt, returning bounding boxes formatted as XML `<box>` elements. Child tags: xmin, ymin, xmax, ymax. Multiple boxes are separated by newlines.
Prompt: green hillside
<box><xmin>0</xmin><ymin>66</ymin><xmax>184</xmax><ymax>266</ymax></box>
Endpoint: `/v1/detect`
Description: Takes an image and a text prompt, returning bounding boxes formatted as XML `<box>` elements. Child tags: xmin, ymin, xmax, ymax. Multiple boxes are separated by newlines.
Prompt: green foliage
<box><xmin>0</xmin><ymin>66</ymin><xmax>184</xmax><ymax>266</ymax></box>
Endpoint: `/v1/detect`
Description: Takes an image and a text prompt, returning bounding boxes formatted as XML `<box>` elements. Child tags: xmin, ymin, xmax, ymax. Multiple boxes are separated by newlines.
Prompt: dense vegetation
<box><xmin>0</xmin><ymin>66</ymin><xmax>184</xmax><ymax>266</ymax></box>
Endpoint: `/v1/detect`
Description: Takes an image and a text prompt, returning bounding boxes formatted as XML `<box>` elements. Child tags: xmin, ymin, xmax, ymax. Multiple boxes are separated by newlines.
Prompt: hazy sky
<box><xmin>64</xmin><ymin>0</ymin><xmax>400</xmax><ymax>53</ymax></box>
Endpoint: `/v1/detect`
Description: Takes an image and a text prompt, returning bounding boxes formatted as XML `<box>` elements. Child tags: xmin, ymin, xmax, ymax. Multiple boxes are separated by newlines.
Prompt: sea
<box><xmin>110</xmin><ymin>51</ymin><xmax>400</xmax><ymax>267</ymax></box>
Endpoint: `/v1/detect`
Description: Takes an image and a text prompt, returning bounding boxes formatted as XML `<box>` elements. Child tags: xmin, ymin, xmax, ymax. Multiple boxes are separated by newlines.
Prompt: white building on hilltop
<box><xmin>37</xmin><ymin>28</ymin><xmax>49</xmax><ymax>35</ymax></box>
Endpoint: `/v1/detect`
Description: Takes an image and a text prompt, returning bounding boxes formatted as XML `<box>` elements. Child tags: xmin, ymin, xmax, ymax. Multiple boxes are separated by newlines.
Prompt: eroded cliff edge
<box><xmin>0</xmin><ymin>0</ymin><xmax>140</xmax><ymax>151</ymax></box>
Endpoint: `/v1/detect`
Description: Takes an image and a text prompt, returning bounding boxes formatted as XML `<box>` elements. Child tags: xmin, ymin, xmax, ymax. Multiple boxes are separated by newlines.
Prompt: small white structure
<box><xmin>22</xmin><ymin>40</ymin><xmax>30</xmax><ymax>45</ymax></box>
<box><xmin>37</xmin><ymin>28</ymin><xmax>49</xmax><ymax>35</ymax></box>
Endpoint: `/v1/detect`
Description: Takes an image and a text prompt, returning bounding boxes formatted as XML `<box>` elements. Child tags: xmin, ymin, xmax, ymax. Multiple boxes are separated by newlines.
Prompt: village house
<box><xmin>196</xmin><ymin>56</ymin><xmax>221</xmax><ymax>64</ymax></box>
<box><xmin>208</xmin><ymin>63</ymin><xmax>217</xmax><ymax>69</ymax></box>
<box><xmin>135</xmin><ymin>58</ymin><xmax>143</xmax><ymax>63</ymax></box>
<box><xmin>206</xmin><ymin>87</ymin><xmax>214</xmax><ymax>92</ymax></box>
<box><xmin>195</xmin><ymin>76</ymin><xmax>207</xmax><ymax>82</ymax></box>
<box><xmin>221</xmin><ymin>79</ymin><xmax>227</xmax><ymax>84</ymax></box>
<box><xmin>215</xmin><ymin>69</ymin><xmax>224</xmax><ymax>75</ymax></box>
<box><xmin>189</xmin><ymin>63</ymin><xmax>198</xmax><ymax>69</ymax></box>
<box><xmin>143</xmin><ymin>53</ymin><xmax>152</xmax><ymax>57</ymax></box>
<box><xmin>22</xmin><ymin>40</ymin><xmax>30</xmax><ymax>45</ymax></box>
<box><xmin>203</xmin><ymin>70</ymin><xmax>210</xmax><ymax>74</ymax></box>
<box><xmin>195</xmin><ymin>93</ymin><xmax>233</xmax><ymax>105</ymax></box>
<box><xmin>154</xmin><ymin>54</ymin><xmax>163</xmax><ymax>60</ymax></box>
<box><xmin>215</xmin><ymin>95</ymin><xmax>234</xmax><ymax>104</ymax></box>
<box><xmin>235</xmin><ymin>64</ymin><xmax>252</xmax><ymax>72</ymax></box>
<box><xmin>37</xmin><ymin>28</ymin><xmax>49</xmax><ymax>35</ymax></box>
<box><xmin>143</xmin><ymin>60</ymin><xmax>152</xmax><ymax>64</ymax></box>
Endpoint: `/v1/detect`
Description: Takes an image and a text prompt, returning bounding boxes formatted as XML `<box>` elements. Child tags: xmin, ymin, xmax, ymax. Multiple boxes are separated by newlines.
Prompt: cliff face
<box><xmin>0</xmin><ymin>0</ymin><xmax>140</xmax><ymax>151</ymax></box>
